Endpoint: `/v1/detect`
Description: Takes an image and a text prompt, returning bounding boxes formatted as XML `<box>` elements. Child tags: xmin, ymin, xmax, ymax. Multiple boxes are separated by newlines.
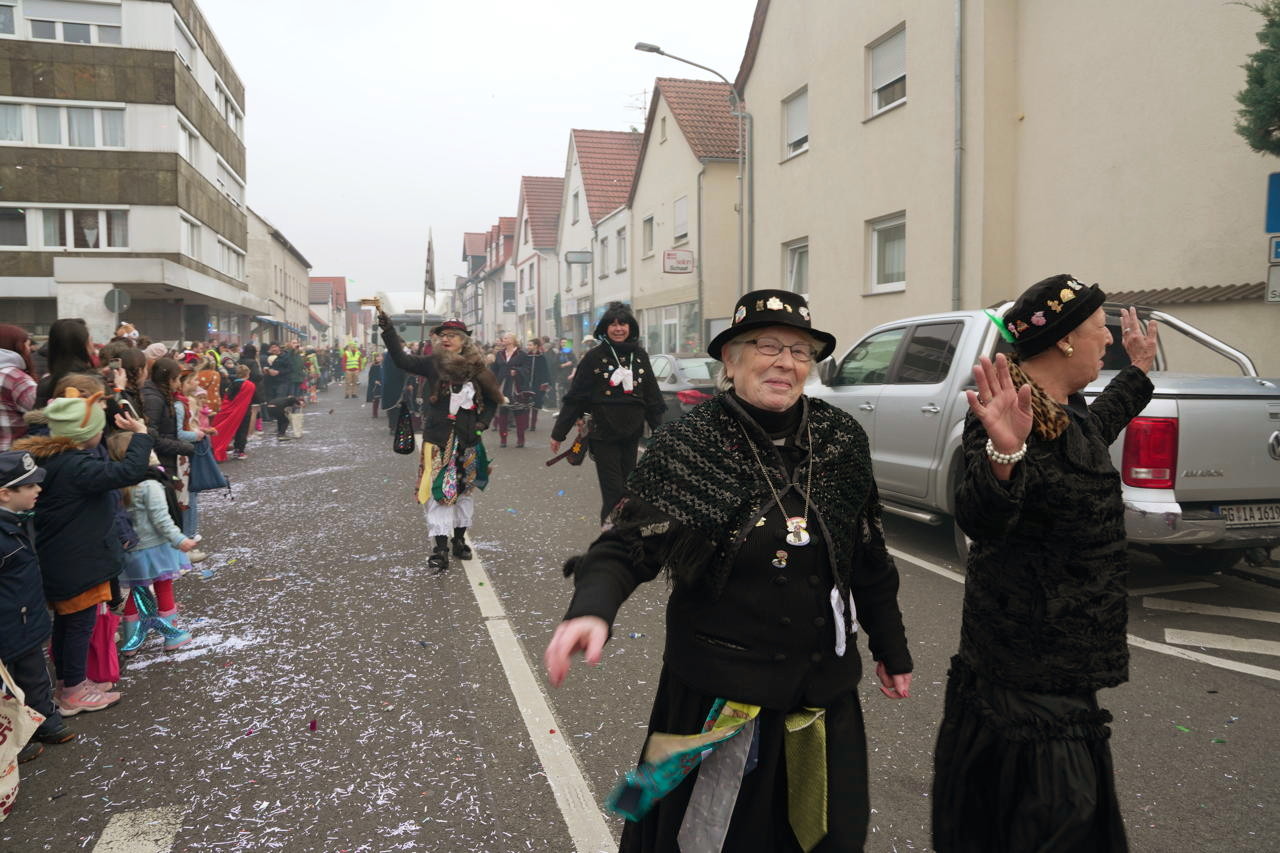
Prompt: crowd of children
<box><xmin>0</xmin><ymin>317</ymin><xmax>329</xmax><ymax>781</ymax></box>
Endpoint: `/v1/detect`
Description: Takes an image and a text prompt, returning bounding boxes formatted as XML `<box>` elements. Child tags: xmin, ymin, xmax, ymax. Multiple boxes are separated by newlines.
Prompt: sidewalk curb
<box><xmin>1226</xmin><ymin>563</ymin><xmax>1280</xmax><ymax>589</ymax></box>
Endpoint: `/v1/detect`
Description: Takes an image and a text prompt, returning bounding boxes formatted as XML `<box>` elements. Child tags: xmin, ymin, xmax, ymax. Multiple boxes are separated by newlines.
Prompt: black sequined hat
<box><xmin>708</xmin><ymin>289</ymin><xmax>836</xmax><ymax>362</ymax></box>
<box><xmin>1003</xmin><ymin>274</ymin><xmax>1106</xmax><ymax>359</ymax></box>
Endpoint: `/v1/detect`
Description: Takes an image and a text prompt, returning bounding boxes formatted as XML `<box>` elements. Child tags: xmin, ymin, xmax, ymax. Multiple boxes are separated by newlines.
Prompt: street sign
<box><xmin>1268</xmin><ymin>173</ymin><xmax>1280</xmax><ymax>233</ymax></box>
<box><xmin>1271</xmin><ymin>236</ymin><xmax>1280</xmax><ymax>264</ymax></box>
<box><xmin>662</xmin><ymin>249</ymin><xmax>695</xmax><ymax>274</ymax></box>
<box><xmin>564</xmin><ymin>250</ymin><xmax>592</xmax><ymax>264</ymax></box>
<box><xmin>103</xmin><ymin>288</ymin><xmax>130</xmax><ymax>314</ymax></box>
<box><xmin>1268</xmin><ymin>265</ymin><xmax>1280</xmax><ymax>303</ymax></box>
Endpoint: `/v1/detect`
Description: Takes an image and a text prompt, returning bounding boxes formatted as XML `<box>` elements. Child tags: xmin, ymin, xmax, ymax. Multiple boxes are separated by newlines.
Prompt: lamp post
<box><xmin>635</xmin><ymin>42</ymin><xmax>751</xmax><ymax>298</ymax></box>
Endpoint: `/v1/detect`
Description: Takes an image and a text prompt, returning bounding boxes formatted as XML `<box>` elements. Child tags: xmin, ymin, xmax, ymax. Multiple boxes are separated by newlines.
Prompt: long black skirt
<box><xmin>931</xmin><ymin>656</ymin><xmax>1128</xmax><ymax>853</ymax></box>
<box><xmin>619</xmin><ymin>667</ymin><xmax>870</xmax><ymax>853</ymax></box>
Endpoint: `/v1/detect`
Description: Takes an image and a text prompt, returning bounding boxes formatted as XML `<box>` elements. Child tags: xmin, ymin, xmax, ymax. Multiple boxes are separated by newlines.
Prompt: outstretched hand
<box><xmin>544</xmin><ymin>616</ymin><xmax>608</xmax><ymax>688</ymax></box>
<box><xmin>1118</xmin><ymin>305</ymin><xmax>1158</xmax><ymax>373</ymax></box>
<box><xmin>967</xmin><ymin>354</ymin><xmax>1033</xmax><ymax>454</ymax></box>
<box><xmin>376</xmin><ymin>310</ymin><xmax>392</xmax><ymax>332</ymax></box>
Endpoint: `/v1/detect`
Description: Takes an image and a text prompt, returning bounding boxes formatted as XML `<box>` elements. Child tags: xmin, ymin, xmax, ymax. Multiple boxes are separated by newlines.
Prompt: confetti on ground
<box><xmin>1175</xmin><ymin>725</ymin><xmax>1192</xmax><ymax>732</ymax></box>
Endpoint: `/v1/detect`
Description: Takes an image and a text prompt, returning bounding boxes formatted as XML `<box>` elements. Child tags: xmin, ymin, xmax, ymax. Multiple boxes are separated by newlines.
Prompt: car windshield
<box><xmin>676</xmin><ymin>357</ymin><xmax>717</xmax><ymax>382</ymax></box>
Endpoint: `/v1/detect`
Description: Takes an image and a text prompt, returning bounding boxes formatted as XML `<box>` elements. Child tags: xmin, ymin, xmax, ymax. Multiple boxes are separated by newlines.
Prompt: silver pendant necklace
<box><xmin>741</xmin><ymin>422</ymin><xmax>813</xmax><ymax>547</ymax></box>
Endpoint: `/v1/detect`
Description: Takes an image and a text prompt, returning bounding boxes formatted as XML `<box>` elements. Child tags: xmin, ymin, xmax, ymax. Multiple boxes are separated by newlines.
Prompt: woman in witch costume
<box><xmin>932</xmin><ymin>276</ymin><xmax>1158</xmax><ymax>852</ymax></box>
<box><xmin>544</xmin><ymin>290</ymin><xmax>913</xmax><ymax>852</ymax></box>
<box><xmin>549</xmin><ymin>302</ymin><xmax>666</xmax><ymax>523</ymax></box>
<box><xmin>378</xmin><ymin>312</ymin><xmax>503</xmax><ymax>574</ymax></box>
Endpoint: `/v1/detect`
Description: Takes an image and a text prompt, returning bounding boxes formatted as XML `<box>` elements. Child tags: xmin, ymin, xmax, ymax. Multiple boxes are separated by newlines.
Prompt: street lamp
<box><xmin>635</xmin><ymin>41</ymin><xmax>752</xmax><ymax>297</ymax></box>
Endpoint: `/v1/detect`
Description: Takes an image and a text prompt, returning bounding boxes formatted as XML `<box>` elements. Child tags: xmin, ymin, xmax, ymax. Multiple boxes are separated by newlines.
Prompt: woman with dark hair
<box><xmin>97</xmin><ymin>341</ymin><xmax>147</xmax><ymax>422</ymax></box>
<box><xmin>141</xmin><ymin>359</ymin><xmax>196</xmax><ymax>516</ymax></box>
<box><xmin>549</xmin><ymin>302</ymin><xmax>666</xmax><ymax>522</ymax></box>
<box><xmin>0</xmin><ymin>324</ymin><xmax>38</xmax><ymax>450</ymax></box>
<box><xmin>36</xmin><ymin>318</ymin><xmax>95</xmax><ymax>407</ymax></box>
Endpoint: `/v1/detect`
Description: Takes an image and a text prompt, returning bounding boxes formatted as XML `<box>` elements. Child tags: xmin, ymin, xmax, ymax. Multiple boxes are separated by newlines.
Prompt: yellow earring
<box><xmin>1064</xmin><ymin>344</ymin><xmax>1074</xmax><ymax>357</ymax></box>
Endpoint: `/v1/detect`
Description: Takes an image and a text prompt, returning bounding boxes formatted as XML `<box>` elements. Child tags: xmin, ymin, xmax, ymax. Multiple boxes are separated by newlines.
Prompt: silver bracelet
<box><xmin>985</xmin><ymin>438</ymin><xmax>1027</xmax><ymax>464</ymax></box>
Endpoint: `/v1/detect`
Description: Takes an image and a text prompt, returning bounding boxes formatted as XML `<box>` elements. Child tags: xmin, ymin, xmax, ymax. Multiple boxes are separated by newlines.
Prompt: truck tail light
<box><xmin>1122</xmin><ymin>417</ymin><xmax>1178</xmax><ymax>489</ymax></box>
<box><xmin>676</xmin><ymin>389</ymin><xmax>712</xmax><ymax>406</ymax></box>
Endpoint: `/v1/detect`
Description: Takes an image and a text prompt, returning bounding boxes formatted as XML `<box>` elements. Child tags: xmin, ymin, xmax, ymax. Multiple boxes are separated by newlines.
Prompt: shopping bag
<box><xmin>0</xmin><ymin>658</ymin><xmax>47</xmax><ymax>821</ymax></box>
<box><xmin>288</xmin><ymin>411</ymin><xmax>305</xmax><ymax>438</ymax></box>
<box><xmin>188</xmin><ymin>438</ymin><xmax>229</xmax><ymax>492</ymax></box>
<box><xmin>86</xmin><ymin>602</ymin><xmax>121</xmax><ymax>686</ymax></box>
<box><xmin>393</xmin><ymin>404</ymin><xmax>416</xmax><ymax>455</ymax></box>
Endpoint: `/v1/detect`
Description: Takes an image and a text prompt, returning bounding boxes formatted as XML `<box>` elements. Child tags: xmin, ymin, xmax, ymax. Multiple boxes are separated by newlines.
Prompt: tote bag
<box><xmin>86</xmin><ymin>602</ymin><xmax>121</xmax><ymax>686</ymax></box>
<box><xmin>0</xmin><ymin>658</ymin><xmax>46</xmax><ymax>821</ymax></box>
<box><xmin>189</xmin><ymin>438</ymin><xmax>229</xmax><ymax>493</ymax></box>
<box><xmin>393</xmin><ymin>404</ymin><xmax>416</xmax><ymax>455</ymax></box>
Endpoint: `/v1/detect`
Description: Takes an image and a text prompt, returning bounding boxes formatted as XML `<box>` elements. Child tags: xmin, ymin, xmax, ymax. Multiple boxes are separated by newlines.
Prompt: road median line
<box><xmin>460</xmin><ymin>547</ymin><xmax>615</xmax><ymax>853</ymax></box>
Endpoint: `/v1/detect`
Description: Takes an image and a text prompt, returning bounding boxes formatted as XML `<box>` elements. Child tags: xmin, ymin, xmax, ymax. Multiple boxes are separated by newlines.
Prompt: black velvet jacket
<box><xmin>955</xmin><ymin>365</ymin><xmax>1154</xmax><ymax>694</ymax></box>
<box><xmin>562</xmin><ymin>394</ymin><xmax>912</xmax><ymax>710</ymax></box>
<box><xmin>550</xmin><ymin>341</ymin><xmax>665</xmax><ymax>443</ymax></box>
<box><xmin>381</xmin><ymin>327</ymin><xmax>503</xmax><ymax>449</ymax></box>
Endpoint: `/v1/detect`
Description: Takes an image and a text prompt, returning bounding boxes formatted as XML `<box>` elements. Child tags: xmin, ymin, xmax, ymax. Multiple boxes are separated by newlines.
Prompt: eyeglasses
<box><xmin>743</xmin><ymin>337</ymin><xmax>816</xmax><ymax>362</ymax></box>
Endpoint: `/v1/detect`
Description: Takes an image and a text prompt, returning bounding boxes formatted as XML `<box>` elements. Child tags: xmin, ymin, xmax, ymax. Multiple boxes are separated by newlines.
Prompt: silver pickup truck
<box><xmin>809</xmin><ymin>303</ymin><xmax>1280</xmax><ymax>572</ymax></box>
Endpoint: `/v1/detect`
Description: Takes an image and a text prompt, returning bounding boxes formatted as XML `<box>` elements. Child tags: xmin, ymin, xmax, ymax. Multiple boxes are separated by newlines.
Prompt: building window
<box><xmin>36</xmin><ymin>106</ymin><xmax>60</xmax><ymax>144</ymax></box>
<box><xmin>502</xmin><ymin>282</ymin><xmax>516</xmax><ymax>313</ymax></box>
<box><xmin>101</xmin><ymin>109</ymin><xmax>124</xmax><ymax>147</ymax></box>
<box><xmin>869</xmin><ymin>27</ymin><xmax>906</xmax><ymax>115</ymax></box>
<box><xmin>0</xmin><ymin>207</ymin><xmax>27</xmax><ymax>246</ymax></box>
<box><xmin>179</xmin><ymin>120</ymin><xmax>199</xmax><ymax>163</ymax></box>
<box><xmin>31</xmin><ymin>18</ymin><xmax>119</xmax><ymax>44</ymax></box>
<box><xmin>32</xmin><ymin>208</ymin><xmax>127</xmax><ymax>249</ymax></box>
<box><xmin>783</xmin><ymin>88</ymin><xmax>809</xmax><ymax>156</ymax></box>
<box><xmin>571</xmin><ymin>191</ymin><xmax>580</xmax><ymax>224</ymax></box>
<box><xmin>215</xmin><ymin>82</ymin><xmax>244</xmax><ymax>137</ymax></box>
<box><xmin>642</xmin><ymin>216</ymin><xmax>654</xmax><ymax>255</ymax></box>
<box><xmin>785</xmin><ymin>240</ymin><xmax>809</xmax><ymax>297</ymax></box>
<box><xmin>869</xmin><ymin>213</ymin><xmax>906</xmax><ymax>293</ymax></box>
<box><xmin>175</xmin><ymin>19</ymin><xmax>195</xmax><ymax>67</ymax></box>
<box><xmin>660</xmin><ymin>116</ymin><xmax>667</xmax><ymax>142</ymax></box>
<box><xmin>180</xmin><ymin>216</ymin><xmax>200</xmax><ymax>260</ymax></box>
<box><xmin>0</xmin><ymin>6</ymin><xmax>14</xmax><ymax>36</ymax></box>
<box><xmin>0</xmin><ymin>104</ymin><xmax>20</xmax><ymax>141</ymax></box>
<box><xmin>523</xmin><ymin>220</ymin><xmax>529</xmax><ymax>243</ymax></box>
<box><xmin>673</xmin><ymin>196</ymin><xmax>689</xmax><ymax>243</ymax></box>
<box><xmin>217</xmin><ymin>239</ymin><xmax>245</xmax><ymax>280</ymax></box>
<box><xmin>67</xmin><ymin>108</ymin><xmax>94</xmax><ymax>146</ymax></box>
<box><xmin>599</xmin><ymin>237</ymin><xmax>609</xmax><ymax>277</ymax></box>
<box><xmin>216</xmin><ymin>160</ymin><xmax>245</xmax><ymax>208</ymax></box>
<box><xmin>519</xmin><ymin>267</ymin><xmax>525</xmax><ymax>293</ymax></box>
<box><xmin>616</xmin><ymin>227</ymin><xmax>626</xmax><ymax>271</ymax></box>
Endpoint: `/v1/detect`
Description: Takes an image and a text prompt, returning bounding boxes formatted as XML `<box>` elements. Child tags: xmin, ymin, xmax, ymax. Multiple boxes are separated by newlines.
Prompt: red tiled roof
<box><xmin>462</xmin><ymin>232</ymin><xmax>487</xmax><ymax>259</ymax></box>
<box><xmin>657</xmin><ymin>77</ymin><xmax>740</xmax><ymax>161</ymax></box>
<box><xmin>572</xmin><ymin>129</ymin><xmax>643</xmax><ymax>223</ymax></box>
<box><xmin>519</xmin><ymin>176</ymin><xmax>564</xmax><ymax>249</ymax></box>
<box><xmin>498</xmin><ymin>216</ymin><xmax>517</xmax><ymax>235</ymax></box>
<box><xmin>1106</xmin><ymin>282</ymin><xmax>1265</xmax><ymax>305</ymax></box>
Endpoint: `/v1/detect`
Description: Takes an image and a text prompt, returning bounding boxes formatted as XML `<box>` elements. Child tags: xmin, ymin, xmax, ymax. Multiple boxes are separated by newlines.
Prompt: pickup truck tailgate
<box><xmin>1158</xmin><ymin>376</ymin><xmax>1280</xmax><ymax>503</ymax></box>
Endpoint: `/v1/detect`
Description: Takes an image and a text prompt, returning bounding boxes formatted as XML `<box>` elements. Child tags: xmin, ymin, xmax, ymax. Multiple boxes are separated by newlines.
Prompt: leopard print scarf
<box><xmin>1008</xmin><ymin>361</ymin><xmax>1070</xmax><ymax>441</ymax></box>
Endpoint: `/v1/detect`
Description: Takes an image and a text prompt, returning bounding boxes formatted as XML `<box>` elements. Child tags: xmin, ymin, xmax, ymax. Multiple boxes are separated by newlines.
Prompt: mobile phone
<box><xmin>108</xmin><ymin>358</ymin><xmax>122</xmax><ymax>369</ymax></box>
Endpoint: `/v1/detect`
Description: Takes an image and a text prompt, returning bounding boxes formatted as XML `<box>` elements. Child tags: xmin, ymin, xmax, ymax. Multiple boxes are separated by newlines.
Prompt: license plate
<box><xmin>1219</xmin><ymin>503</ymin><xmax>1280</xmax><ymax>527</ymax></box>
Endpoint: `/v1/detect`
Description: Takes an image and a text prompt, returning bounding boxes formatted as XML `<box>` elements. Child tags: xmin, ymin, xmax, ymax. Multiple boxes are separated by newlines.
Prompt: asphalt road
<box><xmin>4</xmin><ymin>389</ymin><xmax>1278</xmax><ymax>852</ymax></box>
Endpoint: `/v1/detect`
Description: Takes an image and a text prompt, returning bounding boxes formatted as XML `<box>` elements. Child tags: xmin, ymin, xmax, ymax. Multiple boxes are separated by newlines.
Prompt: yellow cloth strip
<box><xmin>785</xmin><ymin>708</ymin><xmax>828</xmax><ymax>852</ymax></box>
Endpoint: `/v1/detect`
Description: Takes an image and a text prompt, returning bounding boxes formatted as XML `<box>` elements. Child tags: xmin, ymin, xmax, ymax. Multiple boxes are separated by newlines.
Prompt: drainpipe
<box><xmin>951</xmin><ymin>0</ymin><xmax>965</xmax><ymax>310</ymax></box>
<box><xmin>745</xmin><ymin>109</ymin><xmax>754</xmax><ymax>293</ymax></box>
<box><xmin>697</xmin><ymin>166</ymin><xmax>706</xmax><ymax>343</ymax></box>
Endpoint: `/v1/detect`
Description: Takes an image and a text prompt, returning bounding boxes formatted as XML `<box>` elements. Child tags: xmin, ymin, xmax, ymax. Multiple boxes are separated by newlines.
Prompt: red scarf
<box><xmin>211</xmin><ymin>380</ymin><xmax>255</xmax><ymax>461</ymax></box>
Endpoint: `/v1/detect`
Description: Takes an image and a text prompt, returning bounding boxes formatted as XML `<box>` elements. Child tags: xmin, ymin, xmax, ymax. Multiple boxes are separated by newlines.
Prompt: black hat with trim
<box><xmin>430</xmin><ymin>319</ymin><xmax>470</xmax><ymax>337</ymax></box>
<box><xmin>0</xmin><ymin>451</ymin><xmax>45</xmax><ymax>490</ymax></box>
<box><xmin>1003</xmin><ymin>274</ymin><xmax>1106</xmax><ymax>359</ymax></box>
<box><xmin>708</xmin><ymin>289</ymin><xmax>836</xmax><ymax>362</ymax></box>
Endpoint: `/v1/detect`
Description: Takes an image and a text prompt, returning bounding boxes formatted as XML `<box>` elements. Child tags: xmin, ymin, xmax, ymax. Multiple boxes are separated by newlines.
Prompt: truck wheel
<box><xmin>952</xmin><ymin>518</ymin><xmax>971</xmax><ymax>565</ymax></box>
<box><xmin>1156</xmin><ymin>547</ymin><xmax>1246</xmax><ymax>574</ymax></box>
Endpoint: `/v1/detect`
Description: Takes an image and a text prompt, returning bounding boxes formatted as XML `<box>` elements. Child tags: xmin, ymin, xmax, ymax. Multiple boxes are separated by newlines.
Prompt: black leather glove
<box><xmin>377</xmin><ymin>310</ymin><xmax>392</xmax><ymax>332</ymax></box>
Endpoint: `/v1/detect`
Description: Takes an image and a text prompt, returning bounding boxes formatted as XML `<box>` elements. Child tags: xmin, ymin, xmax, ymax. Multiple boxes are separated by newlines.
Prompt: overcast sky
<box><xmin>197</xmin><ymin>0</ymin><xmax>756</xmax><ymax>313</ymax></box>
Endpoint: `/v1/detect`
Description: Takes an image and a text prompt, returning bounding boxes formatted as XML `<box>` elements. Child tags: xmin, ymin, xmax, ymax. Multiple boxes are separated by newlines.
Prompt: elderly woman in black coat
<box><xmin>931</xmin><ymin>275</ymin><xmax>1159</xmax><ymax>852</ymax></box>
<box><xmin>549</xmin><ymin>302</ymin><xmax>666</xmax><ymax>522</ymax></box>
<box><xmin>545</xmin><ymin>290</ymin><xmax>912</xmax><ymax>852</ymax></box>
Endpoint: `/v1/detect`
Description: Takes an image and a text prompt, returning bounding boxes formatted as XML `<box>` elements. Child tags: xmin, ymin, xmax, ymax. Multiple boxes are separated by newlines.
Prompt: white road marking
<box><xmin>1143</xmin><ymin>597</ymin><xmax>1280</xmax><ymax>624</ymax></box>
<box><xmin>461</xmin><ymin>548</ymin><xmax>615</xmax><ymax>853</ymax></box>
<box><xmin>1128</xmin><ymin>582</ymin><xmax>1217</xmax><ymax>597</ymax></box>
<box><xmin>1164</xmin><ymin>629</ymin><xmax>1280</xmax><ymax>657</ymax></box>
<box><xmin>888</xmin><ymin>547</ymin><xmax>966</xmax><ymax>584</ymax></box>
<box><xmin>92</xmin><ymin>806</ymin><xmax>185</xmax><ymax>852</ymax></box>
<box><xmin>1127</xmin><ymin>635</ymin><xmax>1280</xmax><ymax>681</ymax></box>
<box><xmin>888</xmin><ymin>547</ymin><xmax>1280</xmax><ymax>682</ymax></box>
